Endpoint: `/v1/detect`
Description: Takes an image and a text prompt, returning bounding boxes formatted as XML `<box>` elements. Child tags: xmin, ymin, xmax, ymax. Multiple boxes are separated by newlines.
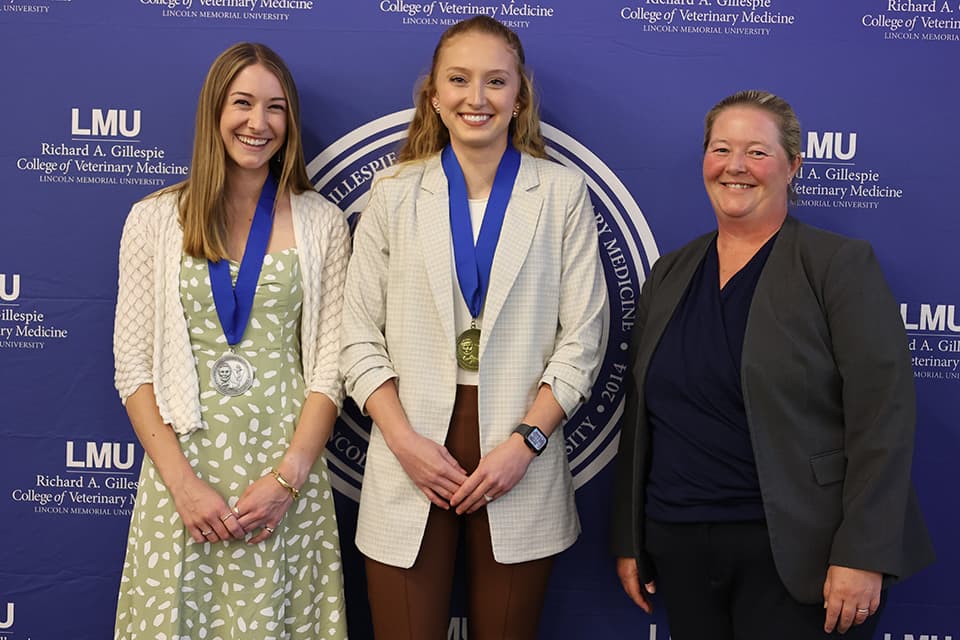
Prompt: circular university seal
<box><xmin>308</xmin><ymin>109</ymin><xmax>659</xmax><ymax>501</ymax></box>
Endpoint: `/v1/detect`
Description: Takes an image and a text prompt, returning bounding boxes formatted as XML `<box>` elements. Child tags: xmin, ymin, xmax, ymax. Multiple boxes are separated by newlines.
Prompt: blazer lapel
<box><xmin>741</xmin><ymin>215</ymin><xmax>799</xmax><ymax>372</ymax></box>
<box><xmin>416</xmin><ymin>157</ymin><xmax>456</xmax><ymax>346</ymax></box>
<box><xmin>480</xmin><ymin>155</ymin><xmax>543</xmax><ymax>352</ymax></box>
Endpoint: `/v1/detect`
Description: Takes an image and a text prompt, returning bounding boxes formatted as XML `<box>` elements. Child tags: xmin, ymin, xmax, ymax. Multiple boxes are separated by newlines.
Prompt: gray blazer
<box><xmin>342</xmin><ymin>153</ymin><xmax>607</xmax><ymax>567</ymax></box>
<box><xmin>610</xmin><ymin>215</ymin><xmax>934</xmax><ymax>603</ymax></box>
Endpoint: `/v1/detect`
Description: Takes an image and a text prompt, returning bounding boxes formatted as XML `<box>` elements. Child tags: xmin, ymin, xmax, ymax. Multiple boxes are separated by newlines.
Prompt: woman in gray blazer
<box><xmin>340</xmin><ymin>16</ymin><xmax>606</xmax><ymax>640</ymax></box>
<box><xmin>610</xmin><ymin>90</ymin><xmax>933</xmax><ymax>639</ymax></box>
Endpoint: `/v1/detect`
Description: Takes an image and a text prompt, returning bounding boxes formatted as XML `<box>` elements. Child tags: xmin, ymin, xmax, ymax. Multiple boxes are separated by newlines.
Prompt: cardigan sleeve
<box><xmin>113</xmin><ymin>199</ymin><xmax>158</xmax><ymax>403</ymax></box>
<box><xmin>304</xmin><ymin>197</ymin><xmax>351</xmax><ymax>409</ymax></box>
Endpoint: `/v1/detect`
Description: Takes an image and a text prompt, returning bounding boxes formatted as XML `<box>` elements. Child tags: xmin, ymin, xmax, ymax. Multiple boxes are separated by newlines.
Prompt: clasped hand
<box><xmin>173</xmin><ymin>473</ymin><xmax>294</xmax><ymax>544</ymax></box>
<box><xmin>392</xmin><ymin>431</ymin><xmax>534</xmax><ymax>513</ymax></box>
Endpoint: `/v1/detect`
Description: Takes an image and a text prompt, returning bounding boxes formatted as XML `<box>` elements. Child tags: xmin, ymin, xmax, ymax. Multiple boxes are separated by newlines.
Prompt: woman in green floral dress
<box><xmin>113</xmin><ymin>43</ymin><xmax>349</xmax><ymax>639</ymax></box>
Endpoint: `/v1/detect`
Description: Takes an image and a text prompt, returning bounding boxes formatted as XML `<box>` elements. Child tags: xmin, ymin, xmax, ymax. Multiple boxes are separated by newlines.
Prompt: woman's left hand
<box><xmin>822</xmin><ymin>564</ymin><xmax>882</xmax><ymax>634</ymax></box>
<box><xmin>450</xmin><ymin>434</ymin><xmax>535</xmax><ymax>515</ymax></box>
<box><xmin>234</xmin><ymin>473</ymin><xmax>296</xmax><ymax>544</ymax></box>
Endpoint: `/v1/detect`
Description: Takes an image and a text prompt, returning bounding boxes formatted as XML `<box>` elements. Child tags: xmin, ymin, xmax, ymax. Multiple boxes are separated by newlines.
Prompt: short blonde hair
<box><xmin>704</xmin><ymin>90</ymin><xmax>802</xmax><ymax>201</ymax></box>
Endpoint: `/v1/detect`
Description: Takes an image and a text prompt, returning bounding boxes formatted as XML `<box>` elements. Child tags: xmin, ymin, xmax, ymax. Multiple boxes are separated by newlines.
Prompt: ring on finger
<box><xmin>264</xmin><ymin>525</ymin><xmax>275</xmax><ymax>534</ymax></box>
<box><xmin>220</xmin><ymin>512</ymin><xmax>236</xmax><ymax>523</ymax></box>
<box><xmin>200</xmin><ymin>529</ymin><xmax>213</xmax><ymax>537</ymax></box>
<box><xmin>855</xmin><ymin>608</ymin><xmax>870</xmax><ymax>615</ymax></box>
<box><xmin>483</xmin><ymin>494</ymin><xmax>494</xmax><ymax>503</ymax></box>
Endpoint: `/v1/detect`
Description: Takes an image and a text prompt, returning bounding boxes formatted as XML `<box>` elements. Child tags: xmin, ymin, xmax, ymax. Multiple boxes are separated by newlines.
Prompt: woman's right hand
<box><xmin>389</xmin><ymin>430</ymin><xmax>468</xmax><ymax>509</ymax></box>
<box><xmin>617</xmin><ymin>556</ymin><xmax>656</xmax><ymax>614</ymax></box>
<box><xmin>362</xmin><ymin>380</ymin><xmax>467</xmax><ymax>508</ymax></box>
<box><xmin>121</xmin><ymin>386</ymin><xmax>247</xmax><ymax>544</ymax></box>
<box><xmin>171</xmin><ymin>474</ymin><xmax>247</xmax><ymax>543</ymax></box>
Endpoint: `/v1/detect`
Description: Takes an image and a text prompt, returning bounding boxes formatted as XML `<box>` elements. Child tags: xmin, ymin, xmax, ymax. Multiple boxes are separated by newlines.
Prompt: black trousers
<box><xmin>645</xmin><ymin>520</ymin><xmax>885</xmax><ymax>640</ymax></box>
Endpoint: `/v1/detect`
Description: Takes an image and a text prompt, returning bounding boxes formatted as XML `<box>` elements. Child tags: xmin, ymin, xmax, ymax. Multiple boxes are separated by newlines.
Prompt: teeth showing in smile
<box><xmin>237</xmin><ymin>135</ymin><xmax>268</xmax><ymax>147</ymax></box>
<box><xmin>725</xmin><ymin>183</ymin><xmax>753</xmax><ymax>189</ymax></box>
<box><xmin>461</xmin><ymin>114</ymin><xmax>491</xmax><ymax>123</ymax></box>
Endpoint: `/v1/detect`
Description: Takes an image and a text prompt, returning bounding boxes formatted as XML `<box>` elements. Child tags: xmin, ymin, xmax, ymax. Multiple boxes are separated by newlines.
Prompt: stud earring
<box><xmin>433</xmin><ymin>101</ymin><xmax>440</xmax><ymax>114</ymax></box>
<box><xmin>512</xmin><ymin>106</ymin><xmax>519</xmax><ymax>118</ymax></box>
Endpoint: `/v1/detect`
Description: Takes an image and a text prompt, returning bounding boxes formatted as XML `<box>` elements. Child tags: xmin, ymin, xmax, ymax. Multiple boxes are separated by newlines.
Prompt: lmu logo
<box><xmin>0</xmin><ymin>602</ymin><xmax>13</xmax><ymax>630</ymax></box>
<box><xmin>71</xmin><ymin>108</ymin><xmax>141</xmax><ymax>138</ymax></box>
<box><xmin>801</xmin><ymin>131</ymin><xmax>857</xmax><ymax>161</ymax></box>
<box><xmin>0</xmin><ymin>274</ymin><xmax>20</xmax><ymax>302</ymax></box>
<box><xmin>901</xmin><ymin>303</ymin><xmax>960</xmax><ymax>334</ymax></box>
<box><xmin>66</xmin><ymin>441</ymin><xmax>136</xmax><ymax>470</ymax></box>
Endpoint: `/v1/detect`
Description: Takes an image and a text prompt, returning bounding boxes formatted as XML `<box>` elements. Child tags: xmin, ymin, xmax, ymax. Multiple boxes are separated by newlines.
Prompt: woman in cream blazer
<box><xmin>340</xmin><ymin>16</ymin><xmax>606</xmax><ymax>640</ymax></box>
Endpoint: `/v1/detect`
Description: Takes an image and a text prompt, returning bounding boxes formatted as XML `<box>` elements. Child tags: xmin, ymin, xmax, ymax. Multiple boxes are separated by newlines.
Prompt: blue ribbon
<box><xmin>442</xmin><ymin>144</ymin><xmax>521</xmax><ymax>318</ymax></box>
<box><xmin>207</xmin><ymin>175</ymin><xmax>277</xmax><ymax>346</ymax></box>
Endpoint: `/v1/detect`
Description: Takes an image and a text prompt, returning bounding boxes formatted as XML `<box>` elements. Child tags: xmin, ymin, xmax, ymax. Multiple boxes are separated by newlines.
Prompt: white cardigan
<box><xmin>114</xmin><ymin>189</ymin><xmax>349</xmax><ymax>435</ymax></box>
<box><xmin>341</xmin><ymin>154</ymin><xmax>607</xmax><ymax>566</ymax></box>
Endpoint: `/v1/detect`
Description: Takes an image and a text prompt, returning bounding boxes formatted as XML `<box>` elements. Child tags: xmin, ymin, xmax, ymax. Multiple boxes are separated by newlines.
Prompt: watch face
<box><xmin>528</xmin><ymin>428</ymin><xmax>548</xmax><ymax>452</ymax></box>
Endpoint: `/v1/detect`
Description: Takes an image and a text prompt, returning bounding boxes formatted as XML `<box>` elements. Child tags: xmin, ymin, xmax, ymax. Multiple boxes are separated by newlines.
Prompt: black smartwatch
<box><xmin>513</xmin><ymin>423</ymin><xmax>548</xmax><ymax>456</ymax></box>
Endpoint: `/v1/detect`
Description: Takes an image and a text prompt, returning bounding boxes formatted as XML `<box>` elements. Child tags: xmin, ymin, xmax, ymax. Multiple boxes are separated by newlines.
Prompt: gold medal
<box><xmin>456</xmin><ymin>320</ymin><xmax>480</xmax><ymax>371</ymax></box>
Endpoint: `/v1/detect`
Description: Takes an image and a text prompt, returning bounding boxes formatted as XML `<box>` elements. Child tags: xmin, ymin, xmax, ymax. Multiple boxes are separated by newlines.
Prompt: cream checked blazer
<box><xmin>341</xmin><ymin>152</ymin><xmax>607</xmax><ymax>567</ymax></box>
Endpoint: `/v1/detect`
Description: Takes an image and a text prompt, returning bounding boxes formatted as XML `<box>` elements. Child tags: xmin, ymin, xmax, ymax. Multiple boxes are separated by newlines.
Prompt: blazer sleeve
<box><xmin>609</xmin><ymin>258</ymin><xmax>656</xmax><ymax>563</ymax></box>
<box><xmin>113</xmin><ymin>200</ymin><xmax>157</xmax><ymax>403</ymax></box>
<box><xmin>822</xmin><ymin>239</ymin><xmax>918</xmax><ymax>576</ymax></box>
<box><xmin>305</xmin><ymin>200</ymin><xmax>351</xmax><ymax>409</ymax></box>
<box><xmin>539</xmin><ymin>174</ymin><xmax>608</xmax><ymax>417</ymax></box>
<box><xmin>340</xmin><ymin>177</ymin><xmax>399</xmax><ymax>413</ymax></box>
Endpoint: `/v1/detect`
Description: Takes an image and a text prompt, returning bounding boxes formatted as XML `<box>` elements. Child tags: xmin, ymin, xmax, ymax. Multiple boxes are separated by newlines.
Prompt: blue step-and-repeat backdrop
<box><xmin>1</xmin><ymin>1</ymin><xmax>957</xmax><ymax>638</ymax></box>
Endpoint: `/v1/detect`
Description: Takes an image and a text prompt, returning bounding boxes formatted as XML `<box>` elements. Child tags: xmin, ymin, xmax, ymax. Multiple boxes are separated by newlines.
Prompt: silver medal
<box><xmin>211</xmin><ymin>352</ymin><xmax>255</xmax><ymax>396</ymax></box>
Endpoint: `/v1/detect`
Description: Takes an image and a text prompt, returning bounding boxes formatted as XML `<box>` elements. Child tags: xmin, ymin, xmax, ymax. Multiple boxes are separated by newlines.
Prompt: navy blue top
<box><xmin>644</xmin><ymin>233</ymin><xmax>777</xmax><ymax>523</ymax></box>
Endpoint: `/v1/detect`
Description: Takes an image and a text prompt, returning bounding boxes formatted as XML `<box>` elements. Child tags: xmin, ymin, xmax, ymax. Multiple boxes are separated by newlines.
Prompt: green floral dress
<box><xmin>115</xmin><ymin>250</ymin><xmax>347</xmax><ymax>640</ymax></box>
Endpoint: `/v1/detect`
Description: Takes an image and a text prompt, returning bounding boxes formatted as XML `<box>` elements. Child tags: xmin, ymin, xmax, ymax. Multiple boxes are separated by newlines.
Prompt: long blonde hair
<box><xmin>174</xmin><ymin>42</ymin><xmax>313</xmax><ymax>260</ymax></box>
<box><xmin>398</xmin><ymin>17</ymin><xmax>547</xmax><ymax>162</ymax></box>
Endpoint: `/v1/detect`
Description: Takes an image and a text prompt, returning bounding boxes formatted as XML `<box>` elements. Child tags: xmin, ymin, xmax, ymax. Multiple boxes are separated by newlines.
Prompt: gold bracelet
<box><xmin>270</xmin><ymin>469</ymin><xmax>300</xmax><ymax>500</ymax></box>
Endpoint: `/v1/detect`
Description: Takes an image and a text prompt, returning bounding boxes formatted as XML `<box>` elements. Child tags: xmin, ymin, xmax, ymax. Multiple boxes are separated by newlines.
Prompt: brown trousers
<box><xmin>365</xmin><ymin>386</ymin><xmax>555</xmax><ymax>640</ymax></box>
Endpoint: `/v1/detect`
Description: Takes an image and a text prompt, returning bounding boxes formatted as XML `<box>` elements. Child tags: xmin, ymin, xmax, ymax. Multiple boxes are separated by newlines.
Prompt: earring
<box><xmin>433</xmin><ymin>101</ymin><xmax>440</xmax><ymax>114</ymax></box>
<box><xmin>512</xmin><ymin>106</ymin><xmax>519</xmax><ymax>118</ymax></box>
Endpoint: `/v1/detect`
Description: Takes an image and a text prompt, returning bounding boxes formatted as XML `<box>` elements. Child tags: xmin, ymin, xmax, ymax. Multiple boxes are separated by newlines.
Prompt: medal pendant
<box><xmin>456</xmin><ymin>323</ymin><xmax>481</xmax><ymax>371</ymax></box>
<box><xmin>211</xmin><ymin>351</ymin><xmax>255</xmax><ymax>396</ymax></box>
